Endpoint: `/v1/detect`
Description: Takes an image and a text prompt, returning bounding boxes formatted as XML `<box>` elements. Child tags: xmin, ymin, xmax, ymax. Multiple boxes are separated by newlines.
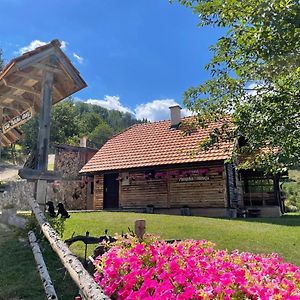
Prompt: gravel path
<box><xmin>0</xmin><ymin>163</ymin><xmax>21</xmax><ymax>181</ymax></box>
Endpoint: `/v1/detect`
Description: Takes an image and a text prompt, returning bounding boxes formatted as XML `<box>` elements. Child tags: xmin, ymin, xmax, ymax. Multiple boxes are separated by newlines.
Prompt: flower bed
<box><xmin>93</xmin><ymin>235</ymin><xmax>300</xmax><ymax>299</ymax></box>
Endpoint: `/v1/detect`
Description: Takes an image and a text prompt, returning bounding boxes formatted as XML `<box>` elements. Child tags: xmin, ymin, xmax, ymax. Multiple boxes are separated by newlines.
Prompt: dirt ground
<box><xmin>0</xmin><ymin>163</ymin><xmax>21</xmax><ymax>181</ymax></box>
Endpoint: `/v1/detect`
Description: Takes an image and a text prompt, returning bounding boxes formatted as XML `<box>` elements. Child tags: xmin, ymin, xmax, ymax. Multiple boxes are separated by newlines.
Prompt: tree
<box><xmin>20</xmin><ymin>99</ymin><xmax>143</xmax><ymax>152</ymax></box>
<box><xmin>88</xmin><ymin>121</ymin><xmax>114</xmax><ymax>148</ymax></box>
<box><xmin>177</xmin><ymin>0</ymin><xmax>300</xmax><ymax>172</ymax></box>
<box><xmin>50</xmin><ymin>99</ymin><xmax>80</xmax><ymax>145</ymax></box>
<box><xmin>77</xmin><ymin>111</ymin><xmax>103</xmax><ymax>136</ymax></box>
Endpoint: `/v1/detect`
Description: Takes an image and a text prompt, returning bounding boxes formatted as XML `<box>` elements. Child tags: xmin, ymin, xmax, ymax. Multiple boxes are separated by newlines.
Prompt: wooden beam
<box><xmin>11</xmin><ymin>128</ymin><xmax>23</xmax><ymax>139</ymax></box>
<box><xmin>3</xmin><ymin>81</ymin><xmax>40</xmax><ymax>96</ymax></box>
<box><xmin>53</xmin><ymin>85</ymin><xmax>64</xmax><ymax>99</ymax></box>
<box><xmin>5</xmin><ymin>129</ymin><xmax>18</xmax><ymax>141</ymax></box>
<box><xmin>0</xmin><ymin>94</ymin><xmax>32</xmax><ymax>106</ymax></box>
<box><xmin>33</xmin><ymin>63</ymin><xmax>63</xmax><ymax>75</ymax></box>
<box><xmin>18</xmin><ymin>168</ymin><xmax>61</xmax><ymax>181</ymax></box>
<box><xmin>27</xmin><ymin>197</ymin><xmax>109</xmax><ymax>300</ymax></box>
<box><xmin>16</xmin><ymin>47</ymin><xmax>55</xmax><ymax>70</ymax></box>
<box><xmin>14</xmin><ymin>71</ymin><xmax>41</xmax><ymax>82</ymax></box>
<box><xmin>1</xmin><ymin>133</ymin><xmax>12</xmax><ymax>145</ymax></box>
<box><xmin>28</xmin><ymin>231</ymin><xmax>58</xmax><ymax>300</ymax></box>
<box><xmin>37</xmin><ymin>71</ymin><xmax>53</xmax><ymax>171</ymax></box>
<box><xmin>54</xmin><ymin>49</ymin><xmax>84</xmax><ymax>86</ymax></box>
<box><xmin>0</xmin><ymin>104</ymin><xmax>21</xmax><ymax>113</ymax></box>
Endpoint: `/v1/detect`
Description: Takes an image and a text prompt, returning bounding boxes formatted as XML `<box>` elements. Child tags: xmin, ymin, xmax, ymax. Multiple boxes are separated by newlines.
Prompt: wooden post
<box><xmin>28</xmin><ymin>231</ymin><xmax>58</xmax><ymax>300</ymax></box>
<box><xmin>35</xmin><ymin>70</ymin><xmax>54</xmax><ymax>209</ymax></box>
<box><xmin>27</xmin><ymin>197</ymin><xmax>109</xmax><ymax>300</ymax></box>
<box><xmin>134</xmin><ymin>220</ymin><xmax>146</xmax><ymax>241</ymax></box>
<box><xmin>36</xmin><ymin>179</ymin><xmax>48</xmax><ymax>209</ymax></box>
<box><xmin>37</xmin><ymin>71</ymin><xmax>54</xmax><ymax>171</ymax></box>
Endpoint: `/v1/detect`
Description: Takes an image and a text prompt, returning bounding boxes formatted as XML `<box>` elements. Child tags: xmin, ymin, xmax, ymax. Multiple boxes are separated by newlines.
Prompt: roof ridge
<box><xmin>0</xmin><ymin>40</ymin><xmax>58</xmax><ymax>79</ymax></box>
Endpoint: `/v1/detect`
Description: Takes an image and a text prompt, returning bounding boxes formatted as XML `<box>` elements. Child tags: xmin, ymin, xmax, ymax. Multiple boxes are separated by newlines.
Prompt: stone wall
<box><xmin>49</xmin><ymin>145</ymin><xmax>97</xmax><ymax>210</ymax></box>
<box><xmin>46</xmin><ymin>179</ymin><xmax>88</xmax><ymax>210</ymax></box>
<box><xmin>0</xmin><ymin>180</ymin><xmax>35</xmax><ymax>210</ymax></box>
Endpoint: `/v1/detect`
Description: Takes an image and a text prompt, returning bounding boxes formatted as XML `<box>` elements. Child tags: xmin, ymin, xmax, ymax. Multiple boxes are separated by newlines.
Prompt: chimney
<box><xmin>169</xmin><ymin>105</ymin><xmax>182</xmax><ymax>128</ymax></box>
<box><xmin>80</xmin><ymin>136</ymin><xmax>88</xmax><ymax>148</ymax></box>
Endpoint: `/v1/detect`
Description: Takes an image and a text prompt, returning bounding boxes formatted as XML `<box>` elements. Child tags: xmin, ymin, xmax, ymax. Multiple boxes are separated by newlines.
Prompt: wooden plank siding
<box><xmin>93</xmin><ymin>175</ymin><xmax>104</xmax><ymax>209</ymax></box>
<box><xmin>98</xmin><ymin>163</ymin><xmax>227</xmax><ymax>209</ymax></box>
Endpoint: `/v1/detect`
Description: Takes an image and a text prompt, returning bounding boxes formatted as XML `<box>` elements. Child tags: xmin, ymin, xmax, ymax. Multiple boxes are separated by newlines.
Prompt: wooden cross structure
<box><xmin>0</xmin><ymin>39</ymin><xmax>86</xmax><ymax>181</ymax></box>
<box><xmin>0</xmin><ymin>39</ymin><xmax>86</xmax><ymax>210</ymax></box>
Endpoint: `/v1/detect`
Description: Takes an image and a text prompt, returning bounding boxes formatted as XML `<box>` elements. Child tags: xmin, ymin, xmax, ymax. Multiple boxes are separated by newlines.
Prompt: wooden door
<box><xmin>104</xmin><ymin>173</ymin><xmax>119</xmax><ymax>209</ymax></box>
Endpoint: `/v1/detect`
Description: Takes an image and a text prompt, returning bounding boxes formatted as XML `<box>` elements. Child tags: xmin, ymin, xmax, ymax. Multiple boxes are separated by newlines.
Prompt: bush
<box><xmin>283</xmin><ymin>181</ymin><xmax>300</xmax><ymax>212</ymax></box>
<box><xmin>93</xmin><ymin>235</ymin><xmax>300</xmax><ymax>299</ymax></box>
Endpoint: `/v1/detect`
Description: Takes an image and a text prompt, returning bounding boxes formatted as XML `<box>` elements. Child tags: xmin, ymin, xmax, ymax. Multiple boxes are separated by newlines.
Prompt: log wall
<box><xmin>94</xmin><ymin>175</ymin><xmax>104</xmax><ymax>209</ymax></box>
<box><xmin>117</xmin><ymin>163</ymin><xmax>227</xmax><ymax>209</ymax></box>
<box><xmin>120</xmin><ymin>173</ymin><xmax>168</xmax><ymax>208</ymax></box>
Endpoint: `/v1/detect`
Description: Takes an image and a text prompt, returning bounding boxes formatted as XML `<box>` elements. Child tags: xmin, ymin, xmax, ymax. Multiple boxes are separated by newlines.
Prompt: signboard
<box><xmin>2</xmin><ymin>108</ymin><xmax>32</xmax><ymax>133</ymax></box>
<box><xmin>178</xmin><ymin>176</ymin><xmax>210</xmax><ymax>182</ymax></box>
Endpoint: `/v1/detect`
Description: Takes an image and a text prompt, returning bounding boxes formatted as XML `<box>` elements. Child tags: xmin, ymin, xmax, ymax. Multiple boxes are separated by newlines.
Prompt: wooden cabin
<box><xmin>81</xmin><ymin>106</ymin><xmax>283</xmax><ymax>217</ymax></box>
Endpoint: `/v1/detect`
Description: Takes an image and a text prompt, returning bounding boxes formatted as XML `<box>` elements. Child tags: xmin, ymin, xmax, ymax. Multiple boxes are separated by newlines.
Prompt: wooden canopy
<box><xmin>0</xmin><ymin>39</ymin><xmax>87</xmax><ymax>147</ymax></box>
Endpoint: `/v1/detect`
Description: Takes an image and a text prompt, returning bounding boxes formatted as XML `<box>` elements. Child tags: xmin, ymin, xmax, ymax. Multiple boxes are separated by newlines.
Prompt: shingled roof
<box><xmin>80</xmin><ymin>118</ymin><xmax>234</xmax><ymax>173</ymax></box>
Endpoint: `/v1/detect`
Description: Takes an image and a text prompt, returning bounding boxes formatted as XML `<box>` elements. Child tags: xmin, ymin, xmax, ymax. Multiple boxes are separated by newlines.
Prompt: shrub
<box><xmin>93</xmin><ymin>235</ymin><xmax>300</xmax><ymax>299</ymax></box>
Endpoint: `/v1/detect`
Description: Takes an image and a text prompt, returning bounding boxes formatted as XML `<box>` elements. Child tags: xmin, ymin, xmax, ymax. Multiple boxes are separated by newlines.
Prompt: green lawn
<box><xmin>0</xmin><ymin>224</ymin><xmax>78</xmax><ymax>300</ymax></box>
<box><xmin>63</xmin><ymin>211</ymin><xmax>300</xmax><ymax>266</ymax></box>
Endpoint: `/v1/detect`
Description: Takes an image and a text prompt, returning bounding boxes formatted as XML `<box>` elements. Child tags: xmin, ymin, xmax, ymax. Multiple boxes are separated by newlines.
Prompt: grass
<box><xmin>0</xmin><ymin>224</ymin><xmax>78</xmax><ymax>300</ymax></box>
<box><xmin>63</xmin><ymin>211</ymin><xmax>300</xmax><ymax>266</ymax></box>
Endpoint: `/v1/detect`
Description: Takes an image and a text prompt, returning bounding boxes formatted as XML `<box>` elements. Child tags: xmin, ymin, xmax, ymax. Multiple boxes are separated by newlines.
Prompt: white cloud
<box><xmin>85</xmin><ymin>96</ymin><xmax>192</xmax><ymax>121</ymax></box>
<box><xmin>18</xmin><ymin>39</ymin><xmax>68</xmax><ymax>54</ymax></box>
<box><xmin>73</xmin><ymin>52</ymin><xmax>84</xmax><ymax>64</ymax></box>
<box><xmin>86</xmin><ymin>96</ymin><xmax>133</xmax><ymax>114</ymax></box>
<box><xmin>60</xmin><ymin>41</ymin><xmax>67</xmax><ymax>50</ymax></box>
<box><xmin>19</xmin><ymin>40</ymin><xmax>47</xmax><ymax>54</ymax></box>
<box><xmin>135</xmin><ymin>99</ymin><xmax>191</xmax><ymax>122</ymax></box>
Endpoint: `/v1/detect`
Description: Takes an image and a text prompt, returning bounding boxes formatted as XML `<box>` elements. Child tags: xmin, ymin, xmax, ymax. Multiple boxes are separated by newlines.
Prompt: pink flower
<box><xmin>93</xmin><ymin>235</ymin><xmax>300</xmax><ymax>299</ymax></box>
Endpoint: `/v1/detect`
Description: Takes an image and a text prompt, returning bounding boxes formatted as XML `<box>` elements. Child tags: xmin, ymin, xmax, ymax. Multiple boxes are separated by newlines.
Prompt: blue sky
<box><xmin>0</xmin><ymin>0</ymin><xmax>223</xmax><ymax>121</ymax></box>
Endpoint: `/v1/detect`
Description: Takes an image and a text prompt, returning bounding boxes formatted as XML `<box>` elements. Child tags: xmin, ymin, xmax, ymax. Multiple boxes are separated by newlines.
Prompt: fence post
<box><xmin>134</xmin><ymin>220</ymin><xmax>146</xmax><ymax>241</ymax></box>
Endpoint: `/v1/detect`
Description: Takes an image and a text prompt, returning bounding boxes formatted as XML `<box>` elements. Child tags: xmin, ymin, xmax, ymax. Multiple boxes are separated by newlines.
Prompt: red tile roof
<box><xmin>81</xmin><ymin>118</ymin><xmax>234</xmax><ymax>173</ymax></box>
